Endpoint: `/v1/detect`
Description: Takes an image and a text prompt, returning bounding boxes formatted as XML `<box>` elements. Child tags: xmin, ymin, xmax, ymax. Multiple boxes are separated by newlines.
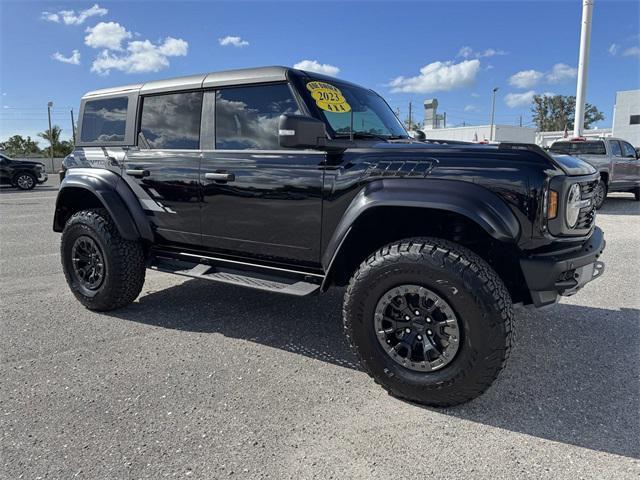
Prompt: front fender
<box><xmin>321</xmin><ymin>178</ymin><xmax>521</xmax><ymax>270</ymax></box>
<box><xmin>54</xmin><ymin>168</ymin><xmax>153</xmax><ymax>241</ymax></box>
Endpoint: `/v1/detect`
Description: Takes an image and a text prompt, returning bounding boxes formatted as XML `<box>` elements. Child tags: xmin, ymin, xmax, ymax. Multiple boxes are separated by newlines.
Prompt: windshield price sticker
<box><xmin>306</xmin><ymin>81</ymin><xmax>351</xmax><ymax>113</ymax></box>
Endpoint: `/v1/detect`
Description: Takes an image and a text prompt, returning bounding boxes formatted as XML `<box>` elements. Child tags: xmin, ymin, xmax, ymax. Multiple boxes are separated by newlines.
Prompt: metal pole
<box><xmin>47</xmin><ymin>102</ymin><xmax>54</xmax><ymax>173</ymax></box>
<box><xmin>443</xmin><ymin>112</ymin><xmax>447</xmax><ymax>129</ymax></box>
<box><xmin>408</xmin><ymin>101</ymin><xmax>412</xmax><ymax>131</ymax></box>
<box><xmin>490</xmin><ymin>87</ymin><xmax>499</xmax><ymax>141</ymax></box>
<box><xmin>574</xmin><ymin>0</ymin><xmax>594</xmax><ymax>138</ymax></box>
<box><xmin>70</xmin><ymin>109</ymin><xmax>76</xmax><ymax>145</ymax></box>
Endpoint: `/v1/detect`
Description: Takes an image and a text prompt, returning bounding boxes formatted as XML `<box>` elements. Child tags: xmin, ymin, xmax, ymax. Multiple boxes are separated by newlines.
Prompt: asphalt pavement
<box><xmin>1</xmin><ymin>177</ymin><xmax>639</xmax><ymax>479</ymax></box>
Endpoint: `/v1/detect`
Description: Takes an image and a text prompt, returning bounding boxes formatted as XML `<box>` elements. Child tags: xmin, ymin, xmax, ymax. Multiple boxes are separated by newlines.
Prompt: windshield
<box><xmin>549</xmin><ymin>141</ymin><xmax>606</xmax><ymax>155</ymax></box>
<box><xmin>302</xmin><ymin>79</ymin><xmax>407</xmax><ymax>138</ymax></box>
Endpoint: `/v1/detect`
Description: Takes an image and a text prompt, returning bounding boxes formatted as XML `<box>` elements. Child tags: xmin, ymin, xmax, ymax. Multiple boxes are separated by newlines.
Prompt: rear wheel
<box><xmin>593</xmin><ymin>180</ymin><xmax>607</xmax><ymax>209</ymax></box>
<box><xmin>343</xmin><ymin>237</ymin><xmax>513</xmax><ymax>407</ymax></box>
<box><xmin>61</xmin><ymin>208</ymin><xmax>146</xmax><ymax>311</ymax></box>
<box><xmin>14</xmin><ymin>172</ymin><xmax>36</xmax><ymax>190</ymax></box>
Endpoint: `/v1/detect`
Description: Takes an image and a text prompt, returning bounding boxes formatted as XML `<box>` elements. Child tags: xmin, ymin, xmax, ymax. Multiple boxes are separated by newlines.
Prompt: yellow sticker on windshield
<box><xmin>306</xmin><ymin>81</ymin><xmax>351</xmax><ymax>113</ymax></box>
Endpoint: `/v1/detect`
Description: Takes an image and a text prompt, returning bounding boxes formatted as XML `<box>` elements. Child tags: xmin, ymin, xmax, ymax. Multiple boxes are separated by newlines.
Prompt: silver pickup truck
<box><xmin>549</xmin><ymin>137</ymin><xmax>640</xmax><ymax>208</ymax></box>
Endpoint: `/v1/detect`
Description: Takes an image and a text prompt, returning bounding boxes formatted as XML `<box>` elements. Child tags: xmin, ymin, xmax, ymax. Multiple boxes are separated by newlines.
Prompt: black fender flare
<box><xmin>53</xmin><ymin>168</ymin><xmax>154</xmax><ymax>242</ymax></box>
<box><xmin>321</xmin><ymin>178</ymin><xmax>521</xmax><ymax>275</ymax></box>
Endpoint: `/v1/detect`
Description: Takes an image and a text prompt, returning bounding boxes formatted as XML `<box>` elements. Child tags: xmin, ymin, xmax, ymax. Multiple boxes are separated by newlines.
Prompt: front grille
<box><xmin>576</xmin><ymin>179</ymin><xmax>598</xmax><ymax>230</ymax></box>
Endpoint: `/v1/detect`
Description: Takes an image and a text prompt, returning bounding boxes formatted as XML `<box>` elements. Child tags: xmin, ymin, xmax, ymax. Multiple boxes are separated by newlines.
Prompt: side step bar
<box><xmin>148</xmin><ymin>255</ymin><xmax>321</xmax><ymax>296</ymax></box>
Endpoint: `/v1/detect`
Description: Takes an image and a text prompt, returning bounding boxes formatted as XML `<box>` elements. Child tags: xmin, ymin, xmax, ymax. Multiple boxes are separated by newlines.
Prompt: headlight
<box><xmin>565</xmin><ymin>183</ymin><xmax>582</xmax><ymax>228</ymax></box>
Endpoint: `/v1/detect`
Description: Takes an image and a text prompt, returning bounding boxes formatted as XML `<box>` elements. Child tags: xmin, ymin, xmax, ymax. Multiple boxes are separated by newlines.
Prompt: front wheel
<box><xmin>14</xmin><ymin>172</ymin><xmax>36</xmax><ymax>190</ymax></box>
<box><xmin>61</xmin><ymin>208</ymin><xmax>146</xmax><ymax>311</ymax></box>
<box><xmin>593</xmin><ymin>180</ymin><xmax>607</xmax><ymax>209</ymax></box>
<box><xmin>343</xmin><ymin>238</ymin><xmax>513</xmax><ymax>407</ymax></box>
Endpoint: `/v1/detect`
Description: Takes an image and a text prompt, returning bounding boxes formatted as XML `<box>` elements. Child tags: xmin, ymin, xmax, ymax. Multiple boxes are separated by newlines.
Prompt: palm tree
<box><xmin>38</xmin><ymin>125</ymin><xmax>72</xmax><ymax>157</ymax></box>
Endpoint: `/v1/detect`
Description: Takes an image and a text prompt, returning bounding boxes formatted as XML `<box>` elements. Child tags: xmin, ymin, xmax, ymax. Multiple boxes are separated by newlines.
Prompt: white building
<box><xmin>535</xmin><ymin>128</ymin><xmax>612</xmax><ymax>148</ymax></box>
<box><xmin>422</xmin><ymin>124</ymin><xmax>536</xmax><ymax>143</ymax></box>
<box><xmin>612</xmin><ymin>90</ymin><xmax>640</xmax><ymax>146</ymax></box>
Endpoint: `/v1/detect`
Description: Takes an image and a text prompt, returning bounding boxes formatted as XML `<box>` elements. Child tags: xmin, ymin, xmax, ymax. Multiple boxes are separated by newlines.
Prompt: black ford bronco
<box><xmin>55</xmin><ymin>66</ymin><xmax>605</xmax><ymax>406</ymax></box>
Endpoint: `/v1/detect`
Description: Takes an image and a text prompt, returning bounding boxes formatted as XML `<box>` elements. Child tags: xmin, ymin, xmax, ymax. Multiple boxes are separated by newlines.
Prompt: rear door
<box><xmin>123</xmin><ymin>91</ymin><xmax>203</xmax><ymax>247</ymax></box>
<box><xmin>199</xmin><ymin>83</ymin><xmax>325</xmax><ymax>265</ymax></box>
<box><xmin>0</xmin><ymin>155</ymin><xmax>10</xmax><ymax>184</ymax></box>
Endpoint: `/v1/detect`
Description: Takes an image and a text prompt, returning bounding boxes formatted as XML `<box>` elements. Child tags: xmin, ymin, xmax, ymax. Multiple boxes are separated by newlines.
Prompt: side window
<box><xmin>139</xmin><ymin>92</ymin><xmax>203</xmax><ymax>149</ymax></box>
<box><xmin>609</xmin><ymin>140</ymin><xmax>623</xmax><ymax>157</ymax></box>
<box><xmin>215</xmin><ymin>84</ymin><xmax>301</xmax><ymax>150</ymax></box>
<box><xmin>621</xmin><ymin>141</ymin><xmax>636</xmax><ymax>158</ymax></box>
<box><xmin>81</xmin><ymin>97</ymin><xmax>128</xmax><ymax>143</ymax></box>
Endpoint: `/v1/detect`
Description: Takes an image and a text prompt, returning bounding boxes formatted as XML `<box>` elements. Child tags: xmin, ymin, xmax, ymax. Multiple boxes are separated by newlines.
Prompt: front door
<box><xmin>123</xmin><ymin>91</ymin><xmax>203</xmax><ymax>247</ymax></box>
<box><xmin>199</xmin><ymin>84</ymin><xmax>325</xmax><ymax>265</ymax></box>
<box><xmin>619</xmin><ymin>140</ymin><xmax>640</xmax><ymax>188</ymax></box>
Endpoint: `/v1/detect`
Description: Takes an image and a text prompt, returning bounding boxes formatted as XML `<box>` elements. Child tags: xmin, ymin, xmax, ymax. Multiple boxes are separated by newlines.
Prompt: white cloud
<box><xmin>85</xmin><ymin>22</ymin><xmax>132</xmax><ymax>50</ymax></box>
<box><xmin>458</xmin><ymin>46</ymin><xmax>507</xmax><ymax>58</ymax></box>
<box><xmin>41</xmin><ymin>4</ymin><xmax>107</xmax><ymax>25</ymax></box>
<box><xmin>623</xmin><ymin>46</ymin><xmax>640</xmax><ymax>58</ymax></box>
<box><xmin>218</xmin><ymin>36</ymin><xmax>249</xmax><ymax>47</ymax></box>
<box><xmin>608</xmin><ymin>43</ymin><xmax>620</xmax><ymax>55</ymax></box>
<box><xmin>546</xmin><ymin>63</ymin><xmax>577</xmax><ymax>83</ymax></box>
<box><xmin>504</xmin><ymin>90</ymin><xmax>536</xmax><ymax>108</ymax></box>
<box><xmin>51</xmin><ymin>49</ymin><xmax>81</xmax><ymax>65</ymax></box>
<box><xmin>389</xmin><ymin>59</ymin><xmax>480</xmax><ymax>94</ymax></box>
<box><xmin>464</xmin><ymin>105</ymin><xmax>477</xmax><ymax>112</ymax></box>
<box><xmin>509</xmin><ymin>63</ymin><xmax>577</xmax><ymax>89</ymax></box>
<box><xmin>91</xmin><ymin>37</ymin><xmax>188</xmax><ymax>74</ymax></box>
<box><xmin>293</xmin><ymin>60</ymin><xmax>340</xmax><ymax>76</ymax></box>
<box><xmin>470</xmin><ymin>92</ymin><xmax>480</xmax><ymax>98</ymax></box>
<box><xmin>508</xmin><ymin>69</ymin><xmax>544</xmax><ymax>88</ymax></box>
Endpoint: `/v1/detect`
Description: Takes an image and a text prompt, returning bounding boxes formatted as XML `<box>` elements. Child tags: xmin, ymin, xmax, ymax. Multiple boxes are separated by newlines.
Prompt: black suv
<box><xmin>54</xmin><ymin>66</ymin><xmax>605</xmax><ymax>406</ymax></box>
<box><xmin>0</xmin><ymin>153</ymin><xmax>48</xmax><ymax>190</ymax></box>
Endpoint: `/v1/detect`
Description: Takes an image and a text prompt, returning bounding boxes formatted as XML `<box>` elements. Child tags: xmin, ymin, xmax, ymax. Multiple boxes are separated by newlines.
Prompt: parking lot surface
<box><xmin>1</xmin><ymin>177</ymin><xmax>639</xmax><ymax>479</ymax></box>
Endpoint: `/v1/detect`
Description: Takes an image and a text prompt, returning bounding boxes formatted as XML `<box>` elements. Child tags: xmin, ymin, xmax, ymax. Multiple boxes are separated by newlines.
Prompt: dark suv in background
<box><xmin>54</xmin><ymin>66</ymin><xmax>606</xmax><ymax>407</ymax></box>
<box><xmin>0</xmin><ymin>153</ymin><xmax>48</xmax><ymax>190</ymax></box>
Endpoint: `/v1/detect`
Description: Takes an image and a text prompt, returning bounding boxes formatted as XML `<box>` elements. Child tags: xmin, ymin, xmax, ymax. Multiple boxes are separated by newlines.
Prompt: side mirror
<box><xmin>278</xmin><ymin>115</ymin><xmax>327</xmax><ymax>149</ymax></box>
<box><xmin>409</xmin><ymin>130</ymin><xmax>426</xmax><ymax>141</ymax></box>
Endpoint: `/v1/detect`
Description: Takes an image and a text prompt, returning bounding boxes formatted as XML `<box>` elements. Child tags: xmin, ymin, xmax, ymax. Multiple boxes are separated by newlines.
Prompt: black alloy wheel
<box><xmin>374</xmin><ymin>285</ymin><xmax>461</xmax><ymax>372</ymax></box>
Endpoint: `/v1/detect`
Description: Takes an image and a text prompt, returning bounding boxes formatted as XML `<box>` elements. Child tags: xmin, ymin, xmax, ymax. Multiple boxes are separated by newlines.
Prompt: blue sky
<box><xmin>1</xmin><ymin>0</ymin><xmax>638</xmax><ymax>142</ymax></box>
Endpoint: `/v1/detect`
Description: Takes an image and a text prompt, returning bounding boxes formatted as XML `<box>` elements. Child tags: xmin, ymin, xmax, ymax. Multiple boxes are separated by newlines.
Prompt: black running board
<box><xmin>148</xmin><ymin>255</ymin><xmax>321</xmax><ymax>296</ymax></box>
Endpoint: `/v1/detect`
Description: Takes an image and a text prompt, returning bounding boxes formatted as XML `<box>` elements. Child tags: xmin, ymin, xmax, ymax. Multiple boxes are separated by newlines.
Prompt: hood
<box><xmin>548</xmin><ymin>153</ymin><xmax>596</xmax><ymax>176</ymax></box>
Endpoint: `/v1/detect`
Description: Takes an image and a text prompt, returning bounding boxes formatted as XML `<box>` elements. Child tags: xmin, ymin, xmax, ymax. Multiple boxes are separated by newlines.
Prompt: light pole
<box><xmin>574</xmin><ymin>0</ymin><xmax>594</xmax><ymax>138</ymax></box>
<box><xmin>47</xmin><ymin>101</ymin><xmax>54</xmax><ymax>173</ymax></box>
<box><xmin>489</xmin><ymin>87</ymin><xmax>499</xmax><ymax>142</ymax></box>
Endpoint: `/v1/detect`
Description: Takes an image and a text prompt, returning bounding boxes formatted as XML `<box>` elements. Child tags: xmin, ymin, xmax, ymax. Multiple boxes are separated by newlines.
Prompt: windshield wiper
<box><xmin>334</xmin><ymin>132</ymin><xmax>393</xmax><ymax>142</ymax></box>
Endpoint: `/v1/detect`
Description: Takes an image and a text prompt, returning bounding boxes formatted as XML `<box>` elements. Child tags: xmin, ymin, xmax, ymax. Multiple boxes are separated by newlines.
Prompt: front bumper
<box><xmin>37</xmin><ymin>172</ymin><xmax>48</xmax><ymax>184</ymax></box>
<box><xmin>520</xmin><ymin>227</ymin><xmax>606</xmax><ymax>307</ymax></box>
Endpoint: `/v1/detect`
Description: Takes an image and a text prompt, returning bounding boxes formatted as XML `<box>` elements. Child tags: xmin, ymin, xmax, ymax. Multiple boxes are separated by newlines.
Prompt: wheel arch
<box><xmin>53</xmin><ymin>168</ymin><xmax>153</xmax><ymax>242</ymax></box>
<box><xmin>321</xmin><ymin>179</ymin><xmax>529</xmax><ymax>303</ymax></box>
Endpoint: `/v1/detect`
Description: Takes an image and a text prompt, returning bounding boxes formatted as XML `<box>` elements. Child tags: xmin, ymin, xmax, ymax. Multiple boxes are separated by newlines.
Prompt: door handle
<box><xmin>205</xmin><ymin>172</ymin><xmax>235</xmax><ymax>183</ymax></box>
<box><xmin>126</xmin><ymin>169</ymin><xmax>150</xmax><ymax>178</ymax></box>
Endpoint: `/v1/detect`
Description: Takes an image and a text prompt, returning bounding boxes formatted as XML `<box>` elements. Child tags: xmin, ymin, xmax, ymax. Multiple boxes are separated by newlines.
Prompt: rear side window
<box><xmin>81</xmin><ymin>97</ymin><xmax>128</xmax><ymax>143</ymax></box>
<box><xmin>549</xmin><ymin>141</ymin><xmax>606</xmax><ymax>155</ymax></box>
<box><xmin>215</xmin><ymin>84</ymin><xmax>300</xmax><ymax>150</ymax></box>
<box><xmin>140</xmin><ymin>92</ymin><xmax>203</xmax><ymax>149</ymax></box>
<box><xmin>609</xmin><ymin>140</ymin><xmax>622</xmax><ymax>157</ymax></box>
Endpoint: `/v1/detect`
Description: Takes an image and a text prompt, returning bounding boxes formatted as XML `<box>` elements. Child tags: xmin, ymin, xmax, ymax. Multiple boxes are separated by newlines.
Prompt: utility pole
<box><xmin>70</xmin><ymin>109</ymin><xmax>76</xmax><ymax>145</ymax></box>
<box><xmin>408</xmin><ymin>101</ymin><xmax>412</xmax><ymax>131</ymax></box>
<box><xmin>519</xmin><ymin>115</ymin><xmax>522</xmax><ymax>127</ymax></box>
<box><xmin>489</xmin><ymin>87</ymin><xmax>499</xmax><ymax>142</ymax></box>
<box><xmin>574</xmin><ymin>0</ymin><xmax>594</xmax><ymax>138</ymax></box>
<box><xmin>47</xmin><ymin>102</ymin><xmax>54</xmax><ymax>173</ymax></box>
<box><xmin>443</xmin><ymin>112</ymin><xmax>447</xmax><ymax>129</ymax></box>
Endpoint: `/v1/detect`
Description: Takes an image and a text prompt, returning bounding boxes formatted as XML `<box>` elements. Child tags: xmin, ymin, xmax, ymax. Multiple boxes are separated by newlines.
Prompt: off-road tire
<box><xmin>594</xmin><ymin>181</ymin><xmax>607</xmax><ymax>209</ymax></box>
<box><xmin>61</xmin><ymin>208</ymin><xmax>146</xmax><ymax>311</ymax></box>
<box><xmin>343</xmin><ymin>237</ymin><xmax>514</xmax><ymax>407</ymax></box>
<box><xmin>14</xmin><ymin>172</ymin><xmax>36</xmax><ymax>190</ymax></box>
